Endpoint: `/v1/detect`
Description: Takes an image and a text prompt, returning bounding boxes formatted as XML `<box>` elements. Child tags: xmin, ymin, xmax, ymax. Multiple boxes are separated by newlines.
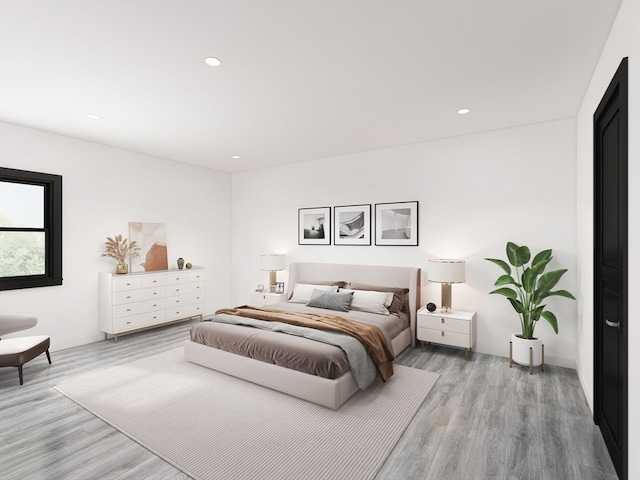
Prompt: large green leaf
<box><xmin>495</xmin><ymin>274</ymin><xmax>520</xmax><ymax>287</ymax></box>
<box><xmin>537</xmin><ymin>269</ymin><xmax>567</xmax><ymax>292</ymax></box>
<box><xmin>507</xmin><ymin>242</ymin><xmax>531</xmax><ymax>267</ymax></box>
<box><xmin>541</xmin><ymin>311</ymin><xmax>559</xmax><ymax>334</ymax></box>
<box><xmin>507</xmin><ymin>297</ymin><xmax>525</xmax><ymax>314</ymax></box>
<box><xmin>485</xmin><ymin>257</ymin><xmax>511</xmax><ymax>275</ymax></box>
<box><xmin>531</xmin><ymin>305</ymin><xmax>546</xmax><ymax>321</ymax></box>
<box><xmin>522</xmin><ymin>267</ymin><xmax>538</xmax><ymax>293</ymax></box>
<box><xmin>489</xmin><ymin>287</ymin><xmax>517</xmax><ymax>299</ymax></box>
<box><xmin>538</xmin><ymin>289</ymin><xmax>576</xmax><ymax>301</ymax></box>
<box><xmin>531</xmin><ymin>249</ymin><xmax>552</xmax><ymax>275</ymax></box>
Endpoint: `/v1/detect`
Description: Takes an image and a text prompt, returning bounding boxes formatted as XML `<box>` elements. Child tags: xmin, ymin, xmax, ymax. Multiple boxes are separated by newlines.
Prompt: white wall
<box><xmin>0</xmin><ymin>122</ymin><xmax>232</xmax><ymax>350</ymax></box>
<box><xmin>231</xmin><ymin>118</ymin><xmax>578</xmax><ymax>367</ymax></box>
<box><xmin>576</xmin><ymin>0</ymin><xmax>639</xmax><ymax>477</ymax></box>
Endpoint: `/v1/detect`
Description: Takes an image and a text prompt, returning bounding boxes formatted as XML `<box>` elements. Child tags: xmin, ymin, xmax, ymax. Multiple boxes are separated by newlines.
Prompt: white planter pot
<box><xmin>510</xmin><ymin>333</ymin><xmax>544</xmax><ymax>371</ymax></box>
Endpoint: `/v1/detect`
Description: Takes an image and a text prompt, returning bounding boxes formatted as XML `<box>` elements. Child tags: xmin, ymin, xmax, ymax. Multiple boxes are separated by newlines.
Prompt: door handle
<box><xmin>605</xmin><ymin>318</ymin><xmax>620</xmax><ymax>329</ymax></box>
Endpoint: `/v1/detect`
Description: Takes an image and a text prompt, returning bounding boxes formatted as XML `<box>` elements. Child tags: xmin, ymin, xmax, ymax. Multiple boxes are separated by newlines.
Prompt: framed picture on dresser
<box><xmin>298</xmin><ymin>207</ymin><xmax>331</xmax><ymax>245</ymax></box>
<box><xmin>374</xmin><ymin>201</ymin><xmax>419</xmax><ymax>246</ymax></box>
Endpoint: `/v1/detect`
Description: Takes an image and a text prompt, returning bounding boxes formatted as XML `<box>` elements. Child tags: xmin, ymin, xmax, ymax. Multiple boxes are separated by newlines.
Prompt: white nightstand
<box><xmin>251</xmin><ymin>291</ymin><xmax>286</xmax><ymax>306</ymax></box>
<box><xmin>417</xmin><ymin>308</ymin><xmax>476</xmax><ymax>360</ymax></box>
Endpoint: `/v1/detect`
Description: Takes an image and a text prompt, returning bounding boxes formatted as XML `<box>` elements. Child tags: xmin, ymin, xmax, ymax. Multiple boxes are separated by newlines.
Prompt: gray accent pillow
<box><xmin>307</xmin><ymin>289</ymin><xmax>354</xmax><ymax>312</ymax></box>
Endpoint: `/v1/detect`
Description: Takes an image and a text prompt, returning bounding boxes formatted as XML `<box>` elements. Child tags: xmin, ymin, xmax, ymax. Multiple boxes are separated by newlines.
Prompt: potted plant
<box><xmin>485</xmin><ymin>242</ymin><xmax>575</xmax><ymax>371</ymax></box>
<box><xmin>101</xmin><ymin>234</ymin><xmax>141</xmax><ymax>274</ymax></box>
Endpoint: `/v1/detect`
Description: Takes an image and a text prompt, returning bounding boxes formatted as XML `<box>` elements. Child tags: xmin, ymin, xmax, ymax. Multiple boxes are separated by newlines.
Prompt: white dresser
<box><xmin>99</xmin><ymin>268</ymin><xmax>206</xmax><ymax>342</ymax></box>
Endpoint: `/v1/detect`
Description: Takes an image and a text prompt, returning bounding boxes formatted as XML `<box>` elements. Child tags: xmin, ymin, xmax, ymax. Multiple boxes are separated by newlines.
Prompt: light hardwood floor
<box><xmin>0</xmin><ymin>321</ymin><xmax>617</xmax><ymax>480</ymax></box>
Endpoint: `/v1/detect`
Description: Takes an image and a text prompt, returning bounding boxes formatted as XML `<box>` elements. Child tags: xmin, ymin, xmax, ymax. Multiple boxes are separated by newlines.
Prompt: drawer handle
<box><xmin>126</xmin><ymin>296</ymin><xmax>131</xmax><ymax>299</ymax></box>
<box><xmin>153</xmin><ymin>292</ymin><xmax>157</xmax><ymax>295</ymax></box>
<box><xmin>441</xmin><ymin>331</ymin><xmax>445</xmax><ymax>337</ymax></box>
<box><xmin>126</xmin><ymin>321</ymin><xmax>131</xmax><ymax>325</ymax></box>
<box><xmin>126</xmin><ymin>308</ymin><xmax>131</xmax><ymax>312</ymax></box>
<box><xmin>153</xmin><ymin>304</ymin><xmax>157</xmax><ymax>307</ymax></box>
<box><xmin>441</xmin><ymin>318</ymin><xmax>445</xmax><ymax>324</ymax></box>
<box><xmin>176</xmin><ymin>300</ymin><xmax>180</xmax><ymax>303</ymax></box>
<box><xmin>126</xmin><ymin>283</ymin><xmax>132</xmax><ymax>286</ymax></box>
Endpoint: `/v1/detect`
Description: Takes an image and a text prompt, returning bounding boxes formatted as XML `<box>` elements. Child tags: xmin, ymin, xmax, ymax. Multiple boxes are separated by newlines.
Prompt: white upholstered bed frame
<box><xmin>184</xmin><ymin>262</ymin><xmax>421</xmax><ymax>409</ymax></box>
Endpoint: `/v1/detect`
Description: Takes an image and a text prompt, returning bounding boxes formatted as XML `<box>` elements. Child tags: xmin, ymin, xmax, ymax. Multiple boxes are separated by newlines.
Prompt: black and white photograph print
<box><xmin>375</xmin><ymin>201</ymin><xmax>419</xmax><ymax>246</ymax></box>
<box><xmin>334</xmin><ymin>204</ymin><xmax>371</xmax><ymax>246</ymax></box>
<box><xmin>298</xmin><ymin>207</ymin><xmax>331</xmax><ymax>245</ymax></box>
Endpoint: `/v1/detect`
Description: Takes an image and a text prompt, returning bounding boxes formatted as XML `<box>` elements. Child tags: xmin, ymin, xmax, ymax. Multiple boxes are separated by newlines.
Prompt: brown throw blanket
<box><xmin>215</xmin><ymin>306</ymin><xmax>395</xmax><ymax>382</ymax></box>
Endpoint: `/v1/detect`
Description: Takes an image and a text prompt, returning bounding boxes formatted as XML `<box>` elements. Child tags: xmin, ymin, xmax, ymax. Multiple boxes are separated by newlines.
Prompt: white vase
<box><xmin>510</xmin><ymin>333</ymin><xmax>544</xmax><ymax>372</ymax></box>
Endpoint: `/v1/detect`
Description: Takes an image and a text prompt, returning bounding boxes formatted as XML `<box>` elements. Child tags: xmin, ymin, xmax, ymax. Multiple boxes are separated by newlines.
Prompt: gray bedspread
<box><xmin>211</xmin><ymin>313</ymin><xmax>380</xmax><ymax>389</ymax></box>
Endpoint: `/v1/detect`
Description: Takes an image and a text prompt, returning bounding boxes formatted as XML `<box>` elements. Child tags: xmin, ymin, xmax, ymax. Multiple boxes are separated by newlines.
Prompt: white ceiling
<box><xmin>0</xmin><ymin>0</ymin><xmax>621</xmax><ymax>173</ymax></box>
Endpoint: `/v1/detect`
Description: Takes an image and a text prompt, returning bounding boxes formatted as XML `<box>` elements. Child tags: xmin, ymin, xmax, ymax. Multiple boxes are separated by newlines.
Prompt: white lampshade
<box><xmin>428</xmin><ymin>259</ymin><xmax>466</xmax><ymax>284</ymax></box>
<box><xmin>260</xmin><ymin>254</ymin><xmax>285</xmax><ymax>272</ymax></box>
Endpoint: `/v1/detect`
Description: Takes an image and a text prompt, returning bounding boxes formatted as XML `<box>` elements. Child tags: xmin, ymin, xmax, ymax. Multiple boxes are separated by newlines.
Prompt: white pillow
<box><xmin>340</xmin><ymin>289</ymin><xmax>392</xmax><ymax>315</ymax></box>
<box><xmin>289</xmin><ymin>283</ymin><xmax>339</xmax><ymax>304</ymax></box>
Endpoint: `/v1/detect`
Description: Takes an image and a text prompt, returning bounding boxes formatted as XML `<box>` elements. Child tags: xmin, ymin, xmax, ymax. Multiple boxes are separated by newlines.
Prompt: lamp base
<box><xmin>440</xmin><ymin>283</ymin><xmax>452</xmax><ymax>312</ymax></box>
<box><xmin>269</xmin><ymin>271</ymin><xmax>277</xmax><ymax>292</ymax></box>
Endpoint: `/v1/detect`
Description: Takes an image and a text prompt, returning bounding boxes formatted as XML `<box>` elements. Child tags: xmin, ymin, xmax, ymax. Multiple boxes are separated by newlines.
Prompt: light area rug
<box><xmin>55</xmin><ymin>347</ymin><xmax>439</xmax><ymax>480</ymax></box>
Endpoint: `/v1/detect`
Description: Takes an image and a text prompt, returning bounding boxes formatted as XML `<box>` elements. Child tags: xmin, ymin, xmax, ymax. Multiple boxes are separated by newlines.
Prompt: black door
<box><xmin>594</xmin><ymin>57</ymin><xmax>628</xmax><ymax>480</ymax></box>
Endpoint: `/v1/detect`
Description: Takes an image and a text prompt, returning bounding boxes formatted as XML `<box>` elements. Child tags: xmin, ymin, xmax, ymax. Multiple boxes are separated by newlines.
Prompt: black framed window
<box><xmin>0</xmin><ymin>167</ymin><xmax>62</xmax><ymax>290</ymax></box>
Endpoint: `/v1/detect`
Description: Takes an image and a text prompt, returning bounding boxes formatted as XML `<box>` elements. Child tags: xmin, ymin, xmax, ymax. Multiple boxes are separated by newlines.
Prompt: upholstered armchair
<box><xmin>0</xmin><ymin>313</ymin><xmax>51</xmax><ymax>385</ymax></box>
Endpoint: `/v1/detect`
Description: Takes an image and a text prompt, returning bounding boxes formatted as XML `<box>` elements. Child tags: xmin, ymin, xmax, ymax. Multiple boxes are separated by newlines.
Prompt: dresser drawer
<box><xmin>113</xmin><ymin>310</ymin><xmax>168</xmax><ymax>332</ymax></box>
<box><xmin>418</xmin><ymin>327</ymin><xmax>472</xmax><ymax>349</ymax></box>
<box><xmin>166</xmin><ymin>292</ymin><xmax>204</xmax><ymax>307</ymax></box>
<box><xmin>167</xmin><ymin>302</ymin><xmax>205</xmax><ymax>319</ymax></box>
<box><xmin>166</xmin><ymin>272</ymin><xmax>188</xmax><ymax>285</ymax></box>
<box><xmin>188</xmin><ymin>270</ymin><xmax>206</xmax><ymax>282</ymax></box>
<box><xmin>112</xmin><ymin>277</ymin><xmax>141</xmax><ymax>292</ymax></box>
<box><xmin>166</xmin><ymin>281</ymin><xmax>204</xmax><ymax>297</ymax></box>
<box><xmin>140</xmin><ymin>274</ymin><xmax>166</xmax><ymax>288</ymax></box>
<box><xmin>113</xmin><ymin>298</ymin><xmax>166</xmax><ymax>318</ymax></box>
<box><xmin>418</xmin><ymin>315</ymin><xmax>470</xmax><ymax>334</ymax></box>
<box><xmin>113</xmin><ymin>286</ymin><xmax>165</xmax><ymax>305</ymax></box>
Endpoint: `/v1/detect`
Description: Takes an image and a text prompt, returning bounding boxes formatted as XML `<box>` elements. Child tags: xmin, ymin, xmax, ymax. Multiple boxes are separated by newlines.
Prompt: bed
<box><xmin>184</xmin><ymin>262</ymin><xmax>420</xmax><ymax>409</ymax></box>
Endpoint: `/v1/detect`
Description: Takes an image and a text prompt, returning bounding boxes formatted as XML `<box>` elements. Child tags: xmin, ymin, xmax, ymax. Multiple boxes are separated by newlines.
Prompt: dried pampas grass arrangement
<box><xmin>101</xmin><ymin>234</ymin><xmax>141</xmax><ymax>264</ymax></box>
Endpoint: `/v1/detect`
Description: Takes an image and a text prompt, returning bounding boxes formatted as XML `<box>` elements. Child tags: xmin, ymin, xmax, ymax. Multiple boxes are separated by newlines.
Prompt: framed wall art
<box><xmin>129</xmin><ymin>222</ymin><xmax>169</xmax><ymax>271</ymax></box>
<box><xmin>333</xmin><ymin>204</ymin><xmax>371</xmax><ymax>246</ymax></box>
<box><xmin>374</xmin><ymin>201</ymin><xmax>418</xmax><ymax>246</ymax></box>
<box><xmin>298</xmin><ymin>207</ymin><xmax>331</xmax><ymax>245</ymax></box>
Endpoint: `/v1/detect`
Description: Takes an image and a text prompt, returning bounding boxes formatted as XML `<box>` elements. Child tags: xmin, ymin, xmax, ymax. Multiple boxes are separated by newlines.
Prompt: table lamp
<box><xmin>428</xmin><ymin>259</ymin><xmax>465</xmax><ymax>312</ymax></box>
<box><xmin>260</xmin><ymin>254</ymin><xmax>285</xmax><ymax>292</ymax></box>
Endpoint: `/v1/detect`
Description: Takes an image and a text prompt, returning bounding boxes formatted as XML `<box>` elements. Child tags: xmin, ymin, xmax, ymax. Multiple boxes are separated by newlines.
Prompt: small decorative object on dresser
<box><xmin>186</xmin><ymin>262</ymin><xmax>193</xmax><ymax>269</ymax></box>
<box><xmin>426</xmin><ymin>302</ymin><xmax>437</xmax><ymax>312</ymax></box>
<box><xmin>177</xmin><ymin>257</ymin><xmax>185</xmax><ymax>270</ymax></box>
<box><xmin>417</xmin><ymin>308</ymin><xmax>476</xmax><ymax>360</ymax></box>
<box><xmin>101</xmin><ymin>234</ymin><xmax>141</xmax><ymax>275</ymax></box>
<box><xmin>485</xmin><ymin>241</ymin><xmax>575</xmax><ymax>374</ymax></box>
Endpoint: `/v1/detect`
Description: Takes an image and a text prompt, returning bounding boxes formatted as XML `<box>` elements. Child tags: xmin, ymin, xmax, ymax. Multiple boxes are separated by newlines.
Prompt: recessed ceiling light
<box><xmin>457</xmin><ymin>108</ymin><xmax>471</xmax><ymax>115</ymax></box>
<box><xmin>232</xmin><ymin>155</ymin><xmax>240</xmax><ymax>159</ymax></box>
<box><xmin>87</xmin><ymin>114</ymin><xmax>101</xmax><ymax>120</ymax></box>
<box><xmin>204</xmin><ymin>57</ymin><xmax>222</xmax><ymax>67</ymax></box>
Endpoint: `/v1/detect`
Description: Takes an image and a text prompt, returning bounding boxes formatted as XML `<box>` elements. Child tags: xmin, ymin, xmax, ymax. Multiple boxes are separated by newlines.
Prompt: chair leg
<box><xmin>46</xmin><ymin>349</ymin><xmax>52</xmax><ymax>364</ymax></box>
<box><xmin>18</xmin><ymin>365</ymin><xmax>24</xmax><ymax>385</ymax></box>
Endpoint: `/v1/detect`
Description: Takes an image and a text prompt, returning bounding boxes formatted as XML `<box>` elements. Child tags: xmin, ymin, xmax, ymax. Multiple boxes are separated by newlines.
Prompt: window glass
<box><xmin>0</xmin><ymin>231</ymin><xmax>46</xmax><ymax>276</ymax></box>
<box><xmin>0</xmin><ymin>181</ymin><xmax>45</xmax><ymax>228</ymax></box>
